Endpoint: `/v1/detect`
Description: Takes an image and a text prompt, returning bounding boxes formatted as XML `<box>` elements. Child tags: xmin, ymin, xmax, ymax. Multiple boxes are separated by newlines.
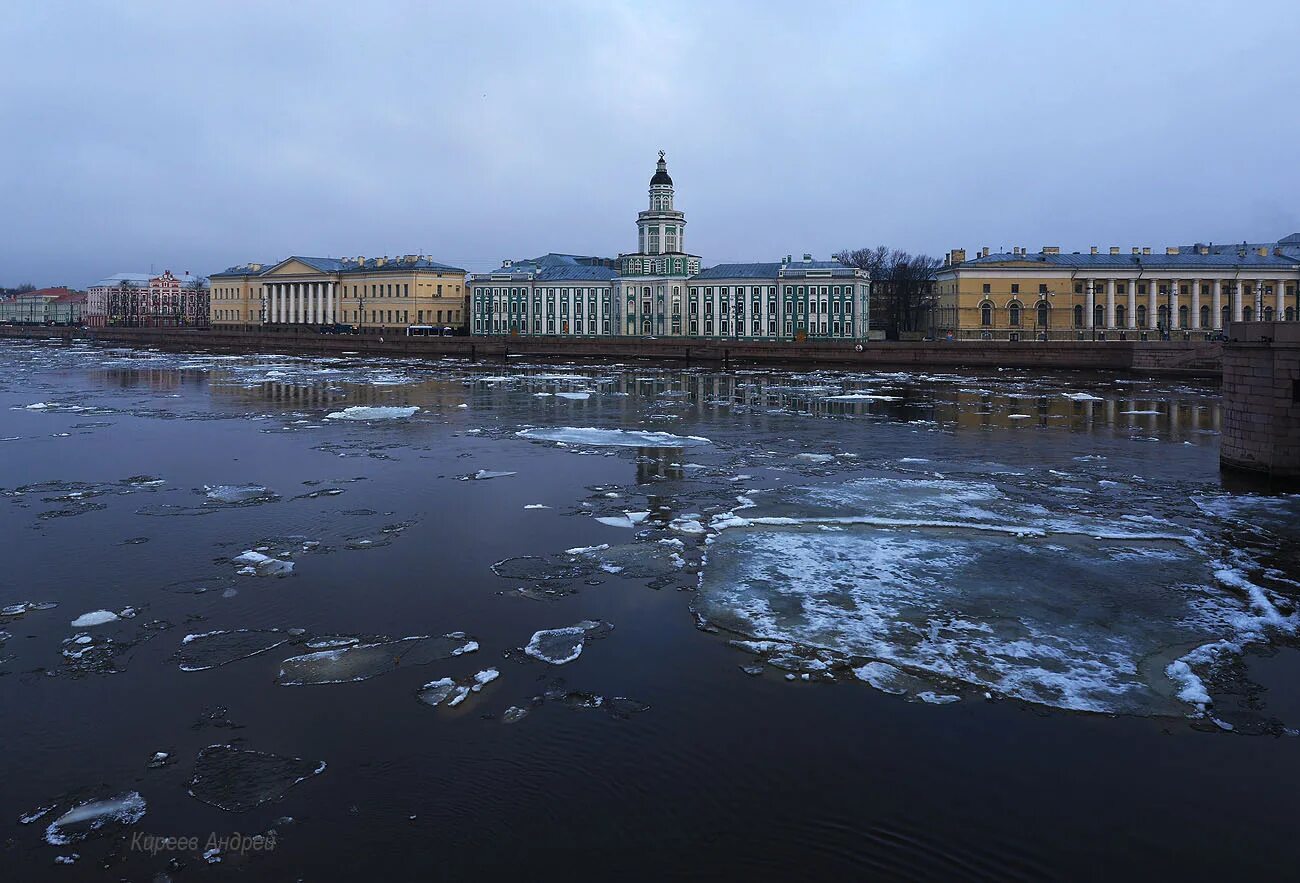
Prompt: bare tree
<box><xmin>835</xmin><ymin>247</ymin><xmax>941</xmax><ymax>339</ymax></box>
<box><xmin>187</xmin><ymin>275</ymin><xmax>209</xmax><ymax>328</ymax></box>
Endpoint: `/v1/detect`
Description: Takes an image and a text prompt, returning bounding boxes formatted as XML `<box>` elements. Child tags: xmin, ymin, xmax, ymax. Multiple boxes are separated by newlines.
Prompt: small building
<box><xmin>0</xmin><ymin>288</ymin><xmax>86</xmax><ymax>325</ymax></box>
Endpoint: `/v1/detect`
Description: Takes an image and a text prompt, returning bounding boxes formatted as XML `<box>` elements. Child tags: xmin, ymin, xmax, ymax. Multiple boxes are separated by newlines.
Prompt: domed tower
<box><xmin>637</xmin><ymin>151</ymin><xmax>686</xmax><ymax>255</ymax></box>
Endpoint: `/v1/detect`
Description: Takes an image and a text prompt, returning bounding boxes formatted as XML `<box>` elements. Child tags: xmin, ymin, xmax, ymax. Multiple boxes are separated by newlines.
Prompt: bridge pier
<box><xmin>1221</xmin><ymin>322</ymin><xmax>1300</xmax><ymax>480</ymax></box>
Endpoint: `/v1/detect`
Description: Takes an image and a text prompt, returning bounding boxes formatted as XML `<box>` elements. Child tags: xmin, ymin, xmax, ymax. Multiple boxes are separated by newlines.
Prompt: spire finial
<box><xmin>658</xmin><ymin>150</ymin><xmax>665</xmax><ymax>162</ymax></box>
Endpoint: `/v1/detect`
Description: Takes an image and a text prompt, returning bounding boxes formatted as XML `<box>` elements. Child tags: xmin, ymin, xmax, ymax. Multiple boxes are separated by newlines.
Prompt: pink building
<box><xmin>86</xmin><ymin>270</ymin><xmax>209</xmax><ymax>327</ymax></box>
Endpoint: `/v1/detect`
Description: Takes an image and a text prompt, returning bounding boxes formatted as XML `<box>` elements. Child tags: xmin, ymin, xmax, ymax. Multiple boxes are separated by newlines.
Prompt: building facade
<box><xmin>932</xmin><ymin>237</ymin><xmax>1300</xmax><ymax>341</ymax></box>
<box><xmin>470</xmin><ymin>153</ymin><xmax>870</xmax><ymax>340</ymax></box>
<box><xmin>86</xmin><ymin>271</ymin><xmax>208</xmax><ymax>327</ymax></box>
<box><xmin>209</xmin><ymin>255</ymin><xmax>468</xmax><ymax>331</ymax></box>
<box><xmin>0</xmin><ymin>288</ymin><xmax>86</xmax><ymax>325</ymax></box>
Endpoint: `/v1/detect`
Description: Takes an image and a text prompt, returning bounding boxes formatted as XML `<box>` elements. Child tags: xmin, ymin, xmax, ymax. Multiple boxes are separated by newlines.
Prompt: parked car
<box><xmin>319</xmin><ymin>323</ymin><xmax>357</xmax><ymax>335</ymax></box>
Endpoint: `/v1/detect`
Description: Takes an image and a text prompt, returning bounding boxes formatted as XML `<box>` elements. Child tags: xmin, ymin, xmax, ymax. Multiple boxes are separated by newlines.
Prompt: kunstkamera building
<box><xmin>469</xmin><ymin>153</ymin><xmax>871</xmax><ymax>340</ymax></box>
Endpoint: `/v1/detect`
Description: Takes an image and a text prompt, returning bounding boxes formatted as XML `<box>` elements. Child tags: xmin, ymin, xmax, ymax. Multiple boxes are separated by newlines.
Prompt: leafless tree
<box><xmin>187</xmin><ymin>275</ymin><xmax>209</xmax><ymax>328</ymax></box>
<box><xmin>834</xmin><ymin>246</ymin><xmax>942</xmax><ymax>339</ymax></box>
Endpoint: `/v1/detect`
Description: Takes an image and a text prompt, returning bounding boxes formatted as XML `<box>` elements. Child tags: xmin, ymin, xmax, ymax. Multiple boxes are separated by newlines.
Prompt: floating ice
<box><xmin>176</xmin><ymin>630</ymin><xmax>290</xmax><ymax>672</ymax></box>
<box><xmin>554</xmin><ymin>392</ymin><xmax>591</xmax><ymax>400</ymax></box>
<box><xmin>417</xmin><ymin>667</ymin><xmax>499</xmax><ymax>708</ymax></box>
<box><xmin>277</xmin><ymin>632</ymin><xmax>479</xmax><ymax>685</ymax></box>
<box><xmin>1120</xmin><ymin>409</ymin><xmax>1162</xmax><ymax>415</ymax></box>
<box><xmin>231</xmin><ymin>550</ymin><xmax>295</xmax><ymax>577</ymax></box>
<box><xmin>204</xmin><ymin>484</ymin><xmax>278</xmax><ymax>505</ymax></box>
<box><xmin>70</xmin><ymin>610</ymin><xmax>119</xmax><ymax>628</ymax></box>
<box><xmin>523</xmin><ymin>504</ymin><xmax>550</xmax><ymax>509</ymax></box>
<box><xmin>795</xmin><ymin>453</ymin><xmax>834</xmax><ymax>463</ymax></box>
<box><xmin>44</xmin><ymin>792</ymin><xmax>146</xmax><ymax>845</ymax></box>
<box><xmin>188</xmin><ymin>744</ymin><xmax>325</xmax><ymax>812</ymax></box>
<box><xmin>524</xmin><ymin>621</ymin><xmax>611</xmax><ymax>665</ymax></box>
<box><xmin>468</xmin><ymin>469</ymin><xmax>517</xmax><ymax>480</ymax></box>
<box><xmin>325</xmin><ymin>406</ymin><xmax>419</xmax><ymax>420</ymax></box>
<box><xmin>1</xmin><ymin>600</ymin><xmax>57</xmax><ymax>620</ymax></box>
<box><xmin>823</xmin><ymin>393</ymin><xmax>901</xmax><ymax>402</ymax></box>
<box><xmin>516</xmin><ymin>427</ymin><xmax>710</xmax><ymax>447</ymax></box>
<box><xmin>1062</xmin><ymin>392</ymin><xmax>1104</xmax><ymax>401</ymax></box>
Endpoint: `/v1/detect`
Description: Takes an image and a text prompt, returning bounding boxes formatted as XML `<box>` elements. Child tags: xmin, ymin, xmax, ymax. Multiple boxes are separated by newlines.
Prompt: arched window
<box><xmin>980</xmin><ymin>302</ymin><xmax>992</xmax><ymax>326</ymax></box>
<box><xmin>1094</xmin><ymin>304</ymin><xmax>1105</xmax><ymax>327</ymax></box>
<box><xmin>1178</xmin><ymin>305</ymin><xmax>1188</xmax><ymax>328</ymax></box>
<box><xmin>1137</xmin><ymin>304</ymin><xmax>1147</xmax><ymax>326</ymax></box>
<box><xmin>1158</xmin><ymin>305</ymin><xmax>1169</xmax><ymax>328</ymax></box>
<box><xmin>1008</xmin><ymin>303</ymin><xmax>1021</xmax><ymax>327</ymax></box>
<box><xmin>1115</xmin><ymin>304</ymin><xmax>1127</xmax><ymax>326</ymax></box>
<box><xmin>1073</xmin><ymin>305</ymin><xmax>1084</xmax><ymax>327</ymax></box>
<box><xmin>1264</xmin><ymin>306</ymin><xmax>1274</xmax><ymax>321</ymax></box>
<box><xmin>1243</xmin><ymin>306</ymin><xmax>1254</xmax><ymax>321</ymax></box>
<box><xmin>1222</xmin><ymin>305</ymin><xmax>1231</xmax><ymax>327</ymax></box>
<box><xmin>1037</xmin><ymin>302</ymin><xmax>1050</xmax><ymax>327</ymax></box>
<box><xmin>1199</xmin><ymin>305</ymin><xmax>1210</xmax><ymax>327</ymax></box>
<box><xmin>1288</xmin><ymin>307</ymin><xmax>1296</xmax><ymax>322</ymax></box>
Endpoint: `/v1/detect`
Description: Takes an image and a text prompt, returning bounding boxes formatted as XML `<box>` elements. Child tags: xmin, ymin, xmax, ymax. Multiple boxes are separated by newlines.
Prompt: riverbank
<box><xmin>0</xmin><ymin>325</ymin><xmax>1223</xmax><ymax>376</ymax></box>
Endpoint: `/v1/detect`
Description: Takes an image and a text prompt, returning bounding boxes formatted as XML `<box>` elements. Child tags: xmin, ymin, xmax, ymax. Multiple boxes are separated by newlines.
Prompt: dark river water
<box><xmin>2</xmin><ymin>338</ymin><xmax>1298</xmax><ymax>881</ymax></box>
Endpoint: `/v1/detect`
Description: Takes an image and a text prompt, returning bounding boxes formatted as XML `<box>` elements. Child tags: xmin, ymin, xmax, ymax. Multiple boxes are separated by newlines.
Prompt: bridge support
<box><xmin>1221</xmin><ymin>322</ymin><xmax>1300</xmax><ymax>480</ymax></box>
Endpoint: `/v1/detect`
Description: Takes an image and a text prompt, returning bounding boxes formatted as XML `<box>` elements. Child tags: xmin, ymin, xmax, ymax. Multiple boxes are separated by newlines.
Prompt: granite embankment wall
<box><xmin>1221</xmin><ymin>322</ymin><xmax>1300</xmax><ymax>479</ymax></box>
<box><xmin>0</xmin><ymin>326</ymin><xmax>1223</xmax><ymax>376</ymax></box>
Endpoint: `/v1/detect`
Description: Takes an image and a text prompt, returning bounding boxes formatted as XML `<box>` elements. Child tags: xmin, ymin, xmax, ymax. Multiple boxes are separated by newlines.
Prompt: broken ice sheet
<box><xmin>516</xmin><ymin>427</ymin><xmax>711</xmax><ymax>447</ymax></box>
<box><xmin>203</xmin><ymin>484</ymin><xmax>280</xmax><ymax>506</ymax></box>
<box><xmin>176</xmin><ymin>629</ymin><xmax>291</xmax><ymax>672</ymax></box>
<box><xmin>42</xmin><ymin>792</ymin><xmax>147</xmax><ymax>846</ymax></box>
<box><xmin>524</xmin><ymin>620</ymin><xmax>612</xmax><ymax>665</ymax></box>
<box><xmin>463</xmin><ymin>469</ymin><xmax>517</xmax><ymax>481</ymax></box>
<box><xmin>188</xmin><ymin>744</ymin><xmax>325</xmax><ymax>812</ymax></box>
<box><xmin>277</xmin><ymin>632</ymin><xmax>478</xmax><ymax>685</ymax></box>
<box><xmin>416</xmin><ymin>668</ymin><xmax>499</xmax><ymax>708</ymax></box>
<box><xmin>324</xmin><ymin>405</ymin><xmax>418</xmax><ymax>420</ymax></box>
<box><xmin>696</xmin><ymin>520</ymin><xmax>1260</xmax><ymax>716</ymax></box>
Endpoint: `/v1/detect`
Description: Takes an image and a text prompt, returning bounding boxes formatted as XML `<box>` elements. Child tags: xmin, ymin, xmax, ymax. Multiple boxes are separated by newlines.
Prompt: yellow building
<box><xmin>931</xmin><ymin>236</ymin><xmax>1300</xmax><ymax>341</ymax></box>
<box><xmin>209</xmin><ymin>255</ymin><xmax>468</xmax><ymax>331</ymax></box>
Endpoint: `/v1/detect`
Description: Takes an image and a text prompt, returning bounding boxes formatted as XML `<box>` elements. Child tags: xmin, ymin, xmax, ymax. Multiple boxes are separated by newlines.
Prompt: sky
<box><xmin>2</xmin><ymin>0</ymin><xmax>1298</xmax><ymax>288</ymax></box>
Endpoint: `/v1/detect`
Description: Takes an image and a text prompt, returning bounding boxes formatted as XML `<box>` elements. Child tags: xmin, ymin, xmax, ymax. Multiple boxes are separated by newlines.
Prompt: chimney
<box><xmin>951</xmin><ymin>248</ymin><xmax>967</xmax><ymax>264</ymax></box>
<box><xmin>357</xmin><ymin>256</ymin><xmax>365</xmax><ymax>264</ymax></box>
<box><xmin>1166</xmin><ymin>247</ymin><xmax>1179</xmax><ymax>255</ymax></box>
<box><xmin>1132</xmin><ymin>248</ymin><xmax>1140</xmax><ymax>255</ymax></box>
<box><xmin>1043</xmin><ymin>246</ymin><xmax>1060</xmax><ymax>254</ymax></box>
<box><xmin>1198</xmin><ymin>245</ymin><xmax>1210</xmax><ymax>255</ymax></box>
<box><xmin>503</xmin><ymin>259</ymin><xmax>513</xmax><ymax>268</ymax></box>
<box><xmin>785</xmin><ymin>254</ymin><xmax>792</xmax><ymax>264</ymax></box>
<box><xmin>1142</xmin><ymin>247</ymin><xmax>1151</xmax><ymax>255</ymax></box>
<box><xmin>376</xmin><ymin>257</ymin><xmax>386</xmax><ymax>266</ymax></box>
<box><xmin>1109</xmin><ymin>247</ymin><xmax>1120</xmax><ymax>255</ymax></box>
<box><xmin>1090</xmin><ymin>246</ymin><xmax>1099</xmax><ymax>255</ymax></box>
<box><xmin>249</xmin><ymin>263</ymin><xmax>262</xmax><ymax>271</ymax></box>
<box><xmin>982</xmin><ymin>246</ymin><xmax>991</xmax><ymax>258</ymax></box>
<box><xmin>1257</xmin><ymin>246</ymin><xmax>1269</xmax><ymax>257</ymax></box>
<box><xmin>803</xmin><ymin>253</ymin><xmax>812</xmax><ymax>262</ymax></box>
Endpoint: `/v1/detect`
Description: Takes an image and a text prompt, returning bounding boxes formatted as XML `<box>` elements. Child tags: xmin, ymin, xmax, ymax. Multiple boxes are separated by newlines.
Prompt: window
<box><xmin>1009</xmin><ymin>303</ymin><xmax>1021</xmax><ymax>326</ymax></box>
<box><xmin>1073</xmin><ymin>305</ymin><xmax>1083</xmax><ymax>327</ymax></box>
<box><xmin>1037</xmin><ymin>303</ymin><xmax>1050</xmax><ymax>327</ymax></box>
<box><xmin>981</xmin><ymin>303</ymin><xmax>992</xmax><ymax>326</ymax></box>
<box><xmin>982</xmin><ymin>283</ymin><xmax>991</xmax><ymax>294</ymax></box>
<box><xmin>1073</xmin><ymin>283</ymin><xmax>1083</xmax><ymax>294</ymax></box>
<box><xmin>1011</xmin><ymin>284</ymin><xmax>1020</xmax><ymax>294</ymax></box>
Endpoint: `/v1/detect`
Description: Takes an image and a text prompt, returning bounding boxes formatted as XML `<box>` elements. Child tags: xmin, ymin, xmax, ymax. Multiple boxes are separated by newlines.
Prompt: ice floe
<box><xmin>325</xmin><ymin>406</ymin><xmax>419</xmax><ymax>420</ymax></box>
<box><xmin>516</xmin><ymin>427</ymin><xmax>710</xmax><ymax>447</ymax></box>
<box><xmin>277</xmin><ymin>632</ymin><xmax>478</xmax><ymax>685</ymax></box>
<box><xmin>524</xmin><ymin>621</ymin><xmax>612</xmax><ymax>664</ymax></box>
<box><xmin>43</xmin><ymin>792</ymin><xmax>146</xmax><ymax>845</ymax></box>
<box><xmin>176</xmin><ymin>630</ymin><xmax>291</xmax><ymax>672</ymax></box>
<box><xmin>69</xmin><ymin>610</ymin><xmax>119</xmax><ymax>628</ymax></box>
<box><xmin>188</xmin><ymin>744</ymin><xmax>325</xmax><ymax>812</ymax></box>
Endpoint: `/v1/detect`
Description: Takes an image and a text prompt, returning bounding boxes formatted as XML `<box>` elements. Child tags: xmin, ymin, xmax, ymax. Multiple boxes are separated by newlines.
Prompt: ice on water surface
<box><xmin>525</xmin><ymin>621</ymin><xmax>612</xmax><ymax>664</ymax></box>
<box><xmin>277</xmin><ymin>632</ymin><xmax>479</xmax><ymax>685</ymax></box>
<box><xmin>43</xmin><ymin>792</ymin><xmax>146</xmax><ymax>846</ymax></box>
<box><xmin>516</xmin><ymin>427</ymin><xmax>711</xmax><ymax>447</ymax></box>
<box><xmin>324</xmin><ymin>406</ymin><xmax>419</xmax><ymax>420</ymax></box>
<box><xmin>176</xmin><ymin>630</ymin><xmax>291</xmax><ymax>672</ymax></box>
<box><xmin>188</xmin><ymin>744</ymin><xmax>325</xmax><ymax>812</ymax></box>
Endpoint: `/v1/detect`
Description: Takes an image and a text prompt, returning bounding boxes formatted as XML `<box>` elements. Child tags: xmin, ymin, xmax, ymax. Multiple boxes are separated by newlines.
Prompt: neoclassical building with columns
<box><xmin>469</xmin><ymin>153</ymin><xmax>871</xmax><ymax>340</ymax></box>
<box><xmin>209</xmin><ymin>255</ymin><xmax>468</xmax><ymax>330</ymax></box>
<box><xmin>931</xmin><ymin>236</ymin><xmax>1300</xmax><ymax>341</ymax></box>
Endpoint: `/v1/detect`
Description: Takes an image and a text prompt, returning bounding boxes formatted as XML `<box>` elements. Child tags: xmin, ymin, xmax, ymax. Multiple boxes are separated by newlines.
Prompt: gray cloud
<box><xmin>2</xmin><ymin>0</ymin><xmax>1297</xmax><ymax>287</ymax></box>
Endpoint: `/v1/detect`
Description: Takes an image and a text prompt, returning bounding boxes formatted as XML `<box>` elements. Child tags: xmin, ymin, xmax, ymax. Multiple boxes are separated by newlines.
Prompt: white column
<box><xmin>1127</xmin><ymin>280</ymin><xmax>1137</xmax><ymax>329</ymax></box>
<box><xmin>1276</xmin><ymin>280</ymin><xmax>1285</xmax><ymax>319</ymax></box>
<box><xmin>293</xmin><ymin>283</ymin><xmax>301</xmax><ymax>324</ymax></box>
<box><xmin>312</xmin><ymin>282</ymin><xmax>320</xmax><ymax>324</ymax></box>
<box><xmin>1191</xmin><ymin>279</ymin><xmax>1201</xmax><ymax>329</ymax></box>
<box><xmin>273</xmin><ymin>285</ymin><xmax>281</xmax><ymax>323</ymax></box>
<box><xmin>1085</xmin><ymin>279</ymin><xmax>1095</xmax><ymax>329</ymax></box>
<box><xmin>326</xmin><ymin>282</ymin><xmax>334</xmax><ymax>324</ymax></box>
<box><xmin>1170</xmin><ymin>278</ymin><xmax>1180</xmax><ymax>332</ymax></box>
<box><xmin>1255</xmin><ymin>279</ymin><xmax>1264</xmax><ymax>319</ymax></box>
<box><xmin>1148</xmin><ymin>280</ymin><xmax>1158</xmax><ymax>329</ymax></box>
<box><xmin>1212</xmin><ymin>279</ymin><xmax>1222</xmax><ymax>329</ymax></box>
<box><xmin>1106</xmin><ymin>278</ymin><xmax>1116</xmax><ymax>328</ymax></box>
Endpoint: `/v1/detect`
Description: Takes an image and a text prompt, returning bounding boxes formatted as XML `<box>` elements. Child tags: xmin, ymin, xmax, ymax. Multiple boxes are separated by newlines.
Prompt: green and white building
<box><xmin>470</xmin><ymin>153</ymin><xmax>870</xmax><ymax>340</ymax></box>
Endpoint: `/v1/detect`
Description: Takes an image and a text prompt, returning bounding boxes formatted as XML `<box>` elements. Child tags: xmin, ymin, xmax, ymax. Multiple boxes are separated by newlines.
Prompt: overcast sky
<box><xmin>2</xmin><ymin>0</ymin><xmax>1298</xmax><ymax>288</ymax></box>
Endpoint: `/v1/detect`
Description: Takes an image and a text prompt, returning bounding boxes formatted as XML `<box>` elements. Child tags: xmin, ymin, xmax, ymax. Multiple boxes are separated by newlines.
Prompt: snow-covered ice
<box><xmin>516</xmin><ymin>427</ymin><xmax>711</xmax><ymax>447</ymax></box>
<box><xmin>325</xmin><ymin>406</ymin><xmax>419</xmax><ymax>420</ymax></box>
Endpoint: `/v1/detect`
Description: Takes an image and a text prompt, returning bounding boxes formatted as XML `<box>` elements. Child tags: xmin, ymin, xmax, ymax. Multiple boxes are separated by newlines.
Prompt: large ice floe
<box><xmin>176</xmin><ymin>630</ymin><xmax>292</xmax><ymax>672</ymax></box>
<box><xmin>41</xmin><ymin>792</ymin><xmax>147</xmax><ymax>845</ymax></box>
<box><xmin>324</xmin><ymin>406</ymin><xmax>419</xmax><ymax>420</ymax></box>
<box><xmin>277</xmin><ymin>632</ymin><xmax>478</xmax><ymax>685</ymax></box>
<box><xmin>516</xmin><ymin>427</ymin><xmax>711</xmax><ymax>447</ymax></box>
<box><xmin>694</xmin><ymin>476</ymin><xmax>1299</xmax><ymax>717</ymax></box>
<box><xmin>188</xmin><ymin>744</ymin><xmax>325</xmax><ymax>812</ymax></box>
<box><xmin>524</xmin><ymin>621</ymin><xmax>612</xmax><ymax>664</ymax></box>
